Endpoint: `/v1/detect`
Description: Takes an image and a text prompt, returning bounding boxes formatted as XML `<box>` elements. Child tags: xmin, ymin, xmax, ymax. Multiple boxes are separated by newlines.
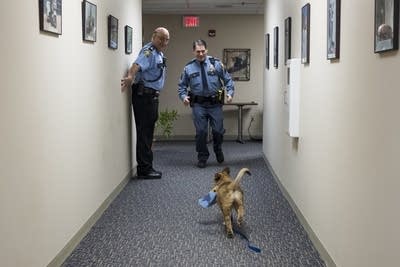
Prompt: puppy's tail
<box><xmin>233</xmin><ymin>168</ymin><xmax>251</xmax><ymax>188</ymax></box>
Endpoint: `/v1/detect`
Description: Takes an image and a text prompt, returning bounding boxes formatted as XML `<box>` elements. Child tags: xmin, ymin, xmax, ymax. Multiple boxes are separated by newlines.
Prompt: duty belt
<box><xmin>132</xmin><ymin>83</ymin><xmax>159</xmax><ymax>96</ymax></box>
<box><xmin>191</xmin><ymin>94</ymin><xmax>221</xmax><ymax>105</ymax></box>
<box><xmin>189</xmin><ymin>89</ymin><xmax>224</xmax><ymax>106</ymax></box>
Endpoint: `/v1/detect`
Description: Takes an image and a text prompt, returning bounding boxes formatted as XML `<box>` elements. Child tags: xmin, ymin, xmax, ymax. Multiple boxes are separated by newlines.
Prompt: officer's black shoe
<box><xmin>197</xmin><ymin>160</ymin><xmax>207</xmax><ymax>168</ymax></box>
<box><xmin>137</xmin><ymin>170</ymin><xmax>162</xmax><ymax>179</ymax></box>
<box><xmin>151</xmin><ymin>168</ymin><xmax>162</xmax><ymax>176</ymax></box>
<box><xmin>216</xmin><ymin>151</ymin><xmax>224</xmax><ymax>163</ymax></box>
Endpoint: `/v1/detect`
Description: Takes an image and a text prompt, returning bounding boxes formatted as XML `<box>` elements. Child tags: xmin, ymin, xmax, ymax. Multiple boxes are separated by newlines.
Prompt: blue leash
<box><xmin>232</xmin><ymin>216</ymin><xmax>261</xmax><ymax>253</ymax></box>
<box><xmin>198</xmin><ymin>192</ymin><xmax>261</xmax><ymax>253</ymax></box>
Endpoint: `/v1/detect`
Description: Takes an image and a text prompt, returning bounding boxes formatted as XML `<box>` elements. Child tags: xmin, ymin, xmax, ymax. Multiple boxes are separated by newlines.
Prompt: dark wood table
<box><xmin>224</xmin><ymin>101</ymin><xmax>258</xmax><ymax>143</ymax></box>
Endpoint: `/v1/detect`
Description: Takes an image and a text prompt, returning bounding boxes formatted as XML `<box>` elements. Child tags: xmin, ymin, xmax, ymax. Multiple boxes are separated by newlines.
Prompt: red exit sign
<box><xmin>183</xmin><ymin>16</ymin><xmax>200</xmax><ymax>28</ymax></box>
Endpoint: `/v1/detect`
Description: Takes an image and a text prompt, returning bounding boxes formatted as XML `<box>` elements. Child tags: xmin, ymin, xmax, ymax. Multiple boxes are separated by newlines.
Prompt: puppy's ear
<box><xmin>214</xmin><ymin>172</ymin><xmax>222</xmax><ymax>182</ymax></box>
<box><xmin>222</xmin><ymin>167</ymin><xmax>230</xmax><ymax>174</ymax></box>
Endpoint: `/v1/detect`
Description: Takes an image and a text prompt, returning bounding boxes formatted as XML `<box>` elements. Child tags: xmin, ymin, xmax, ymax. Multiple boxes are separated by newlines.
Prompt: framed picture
<box><xmin>301</xmin><ymin>3</ymin><xmax>311</xmax><ymax>64</ymax></box>
<box><xmin>125</xmin><ymin>25</ymin><xmax>133</xmax><ymax>54</ymax></box>
<box><xmin>374</xmin><ymin>0</ymin><xmax>399</xmax><ymax>53</ymax></box>
<box><xmin>39</xmin><ymin>0</ymin><xmax>62</xmax><ymax>35</ymax></box>
<box><xmin>108</xmin><ymin>15</ymin><xmax>118</xmax><ymax>49</ymax></box>
<box><xmin>284</xmin><ymin>17</ymin><xmax>292</xmax><ymax>65</ymax></box>
<box><xmin>82</xmin><ymin>0</ymin><xmax>97</xmax><ymax>42</ymax></box>
<box><xmin>265</xmin><ymin>33</ymin><xmax>270</xmax><ymax>69</ymax></box>
<box><xmin>223</xmin><ymin>49</ymin><xmax>250</xmax><ymax>81</ymax></box>
<box><xmin>273</xmin><ymin>26</ymin><xmax>279</xmax><ymax>68</ymax></box>
<box><xmin>327</xmin><ymin>0</ymin><xmax>341</xmax><ymax>59</ymax></box>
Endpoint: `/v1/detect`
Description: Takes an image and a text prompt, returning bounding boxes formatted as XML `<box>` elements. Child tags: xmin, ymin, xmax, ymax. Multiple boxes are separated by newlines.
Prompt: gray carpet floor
<box><xmin>62</xmin><ymin>141</ymin><xmax>325</xmax><ymax>266</ymax></box>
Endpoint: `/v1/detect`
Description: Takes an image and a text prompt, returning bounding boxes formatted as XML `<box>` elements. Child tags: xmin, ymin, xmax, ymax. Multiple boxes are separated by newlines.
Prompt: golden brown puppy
<box><xmin>212</xmin><ymin>167</ymin><xmax>251</xmax><ymax>238</ymax></box>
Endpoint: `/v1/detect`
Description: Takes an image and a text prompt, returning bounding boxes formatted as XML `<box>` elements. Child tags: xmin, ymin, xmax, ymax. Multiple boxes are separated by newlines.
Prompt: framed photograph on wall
<box><xmin>301</xmin><ymin>3</ymin><xmax>311</xmax><ymax>64</ymax></box>
<box><xmin>284</xmin><ymin>17</ymin><xmax>292</xmax><ymax>65</ymax></box>
<box><xmin>327</xmin><ymin>0</ymin><xmax>341</xmax><ymax>59</ymax></box>
<box><xmin>82</xmin><ymin>0</ymin><xmax>97</xmax><ymax>42</ymax></box>
<box><xmin>273</xmin><ymin>26</ymin><xmax>279</xmax><ymax>68</ymax></box>
<box><xmin>125</xmin><ymin>25</ymin><xmax>133</xmax><ymax>54</ymax></box>
<box><xmin>108</xmin><ymin>15</ymin><xmax>118</xmax><ymax>49</ymax></box>
<box><xmin>223</xmin><ymin>48</ymin><xmax>250</xmax><ymax>81</ymax></box>
<box><xmin>265</xmin><ymin>33</ymin><xmax>270</xmax><ymax>69</ymax></box>
<box><xmin>374</xmin><ymin>0</ymin><xmax>399</xmax><ymax>53</ymax></box>
<box><xmin>39</xmin><ymin>0</ymin><xmax>62</xmax><ymax>35</ymax></box>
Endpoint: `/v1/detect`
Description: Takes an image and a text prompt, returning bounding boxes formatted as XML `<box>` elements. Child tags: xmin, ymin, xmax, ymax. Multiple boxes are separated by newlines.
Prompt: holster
<box><xmin>188</xmin><ymin>91</ymin><xmax>194</xmax><ymax>107</ymax></box>
<box><xmin>217</xmin><ymin>89</ymin><xmax>225</xmax><ymax>104</ymax></box>
<box><xmin>131</xmin><ymin>82</ymin><xmax>145</xmax><ymax>95</ymax></box>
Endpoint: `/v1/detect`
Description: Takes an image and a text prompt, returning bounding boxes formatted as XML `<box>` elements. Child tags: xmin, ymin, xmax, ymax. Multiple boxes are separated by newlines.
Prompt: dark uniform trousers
<box><xmin>132</xmin><ymin>86</ymin><xmax>159</xmax><ymax>174</ymax></box>
<box><xmin>192</xmin><ymin>102</ymin><xmax>224</xmax><ymax>161</ymax></box>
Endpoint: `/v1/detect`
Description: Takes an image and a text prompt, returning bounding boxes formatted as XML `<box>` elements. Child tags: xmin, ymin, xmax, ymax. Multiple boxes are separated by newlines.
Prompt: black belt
<box><xmin>132</xmin><ymin>83</ymin><xmax>159</xmax><ymax>96</ymax></box>
<box><xmin>142</xmin><ymin>87</ymin><xmax>159</xmax><ymax>96</ymax></box>
<box><xmin>192</xmin><ymin>94</ymin><xmax>220</xmax><ymax>104</ymax></box>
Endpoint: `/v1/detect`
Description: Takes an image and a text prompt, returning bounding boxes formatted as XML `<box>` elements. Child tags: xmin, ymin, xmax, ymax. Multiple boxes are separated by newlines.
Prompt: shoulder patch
<box><xmin>144</xmin><ymin>49</ymin><xmax>152</xmax><ymax>57</ymax></box>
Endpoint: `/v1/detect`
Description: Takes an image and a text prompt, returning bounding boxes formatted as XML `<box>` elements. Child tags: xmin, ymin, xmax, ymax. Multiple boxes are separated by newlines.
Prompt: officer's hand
<box><xmin>226</xmin><ymin>95</ymin><xmax>233</xmax><ymax>103</ymax></box>
<box><xmin>183</xmin><ymin>96</ymin><xmax>191</xmax><ymax>106</ymax></box>
<box><xmin>120</xmin><ymin>77</ymin><xmax>132</xmax><ymax>92</ymax></box>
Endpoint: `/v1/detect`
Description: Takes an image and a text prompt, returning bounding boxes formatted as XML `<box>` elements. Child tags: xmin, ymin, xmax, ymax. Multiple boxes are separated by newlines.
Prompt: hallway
<box><xmin>62</xmin><ymin>141</ymin><xmax>325</xmax><ymax>266</ymax></box>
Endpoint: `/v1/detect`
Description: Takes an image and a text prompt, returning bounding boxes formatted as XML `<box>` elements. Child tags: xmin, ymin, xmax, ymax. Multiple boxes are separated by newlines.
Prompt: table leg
<box><xmin>236</xmin><ymin>105</ymin><xmax>244</xmax><ymax>143</ymax></box>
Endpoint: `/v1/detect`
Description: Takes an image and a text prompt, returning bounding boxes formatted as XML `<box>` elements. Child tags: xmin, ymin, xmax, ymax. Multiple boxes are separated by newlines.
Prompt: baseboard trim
<box><xmin>153</xmin><ymin>134</ymin><xmax>262</xmax><ymax>141</ymax></box>
<box><xmin>47</xmin><ymin>169</ymin><xmax>134</xmax><ymax>267</ymax></box>
<box><xmin>263</xmin><ymin>155</ymin><xmax>336</xmax><ymax>267</ymax></box>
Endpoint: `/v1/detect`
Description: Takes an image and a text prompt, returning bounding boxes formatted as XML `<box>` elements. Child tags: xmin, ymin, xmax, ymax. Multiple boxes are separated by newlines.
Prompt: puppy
<box><xmin>212</xmin><ymin>167</ymin><xmax>251</xmax><ymax>238</ymax></box>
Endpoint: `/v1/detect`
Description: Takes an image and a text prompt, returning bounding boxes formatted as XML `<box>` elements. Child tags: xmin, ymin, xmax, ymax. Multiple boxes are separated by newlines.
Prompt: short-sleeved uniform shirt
<box><xmin>134</xmin><ymin>42</ymin><xmax>166</xmax><ymax>91</ymax></box>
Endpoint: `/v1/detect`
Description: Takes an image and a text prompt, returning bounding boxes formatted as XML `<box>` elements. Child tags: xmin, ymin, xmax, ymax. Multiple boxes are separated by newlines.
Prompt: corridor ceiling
<box><xmin>142</xmin><ymin>0</ymin><xmax>264</xmax><ymax>14</ymax></box>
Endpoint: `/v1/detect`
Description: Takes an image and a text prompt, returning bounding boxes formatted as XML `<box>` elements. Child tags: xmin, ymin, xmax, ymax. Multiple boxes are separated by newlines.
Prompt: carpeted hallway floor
<box><xmin>62</xmin><ymin>141</ymin><xmax>325</xmax><ymax>266</ymax></box>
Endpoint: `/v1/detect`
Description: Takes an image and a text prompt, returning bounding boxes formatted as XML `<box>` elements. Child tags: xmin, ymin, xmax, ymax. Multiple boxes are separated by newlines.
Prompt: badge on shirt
<box><xmin>209</xmin><ymin>64</ymin><xmax>215</xmax><ymax>73</ymax></box>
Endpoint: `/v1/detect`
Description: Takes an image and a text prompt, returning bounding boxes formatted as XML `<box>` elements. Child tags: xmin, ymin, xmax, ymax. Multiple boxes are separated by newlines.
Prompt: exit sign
<box><xmin>183</xmin><ymin>16</ymin><xmax>200</xmax><ymax>28</ymax></box>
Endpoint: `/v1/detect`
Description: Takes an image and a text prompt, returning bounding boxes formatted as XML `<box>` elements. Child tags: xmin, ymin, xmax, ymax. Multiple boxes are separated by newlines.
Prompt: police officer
<box><xmin>178</xmin><ymin>39</ymin><xmax>234</xmax><ymax>168</ymax></box>
<box><xmin>121</xmin><ymin>27</ymin><xmax>170</xmax><ymax>179</ymax></box>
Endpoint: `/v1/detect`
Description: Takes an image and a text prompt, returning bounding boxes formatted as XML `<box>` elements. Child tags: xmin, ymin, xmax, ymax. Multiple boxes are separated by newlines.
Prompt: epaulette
<box><xmin>185</xmin><ymin>59</ymin><xmax>197</xmax><ymax>66</ymax></box>
<box><xmin>209</xmin><ymin>57</ymin><xmax>220</xmax><ymax>64</ymax></box>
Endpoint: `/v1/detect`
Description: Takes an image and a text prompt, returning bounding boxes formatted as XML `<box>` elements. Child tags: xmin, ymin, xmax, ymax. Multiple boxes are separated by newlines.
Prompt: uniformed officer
<box><xmin>178</xmin><ymin>39</ymin><xmax>234</xmax><ymax>168</ymax></box>
<box><xmin>121</xmin><ymin>27</ymin><xmax>170</xmax><ymax>179</ymax></box>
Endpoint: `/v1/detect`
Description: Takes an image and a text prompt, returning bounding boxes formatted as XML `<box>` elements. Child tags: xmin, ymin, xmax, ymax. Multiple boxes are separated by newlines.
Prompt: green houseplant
<box><xmin>155</xmin><ymin>109</ymin><xmax>179</xmax><ymax>139</ymax></box>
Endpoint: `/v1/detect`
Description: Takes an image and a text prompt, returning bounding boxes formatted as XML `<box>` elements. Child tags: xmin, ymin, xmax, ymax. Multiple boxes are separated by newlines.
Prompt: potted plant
<box><xmin>155</xmin><ymin>108</ymin><xmax>179</xmax><ymax>139</ymax></box>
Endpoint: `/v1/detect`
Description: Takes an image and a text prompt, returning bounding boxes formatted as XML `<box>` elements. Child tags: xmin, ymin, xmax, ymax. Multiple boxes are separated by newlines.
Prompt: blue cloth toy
<box><xmin>198</xmin><ymin>191</ymin><xmax>217</xmax><ymax>208</ymax></box>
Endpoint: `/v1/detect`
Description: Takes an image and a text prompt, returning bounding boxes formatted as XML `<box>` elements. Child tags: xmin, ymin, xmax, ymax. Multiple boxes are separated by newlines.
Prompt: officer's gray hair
<box><xmin>192</xmin><ymin>39</ymin><xmax>207</xmax><ymax>50</ymax></box>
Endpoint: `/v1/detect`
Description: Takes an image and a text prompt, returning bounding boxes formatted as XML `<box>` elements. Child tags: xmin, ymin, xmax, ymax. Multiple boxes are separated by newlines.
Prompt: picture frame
<box><xmin>39</xmin><ymin>0</ymin><xmax>62</xmax><ymax>35</ymax></box>
<box><xmin>82</xmin><ymin>0</ymin><xmax>97</xmax><ymax>42</ymax></box>
<box><xmin>374</xmin><ymin>0</ymin><xmax>399</xmax><ymax>53</ymax></box>
<box><xmin>223</xmin><ymin>48</ymin><xmax>250</xmax><ymax>81</ymax></box>
<box><xmin>108</xmin><ymin>15</ymin><xmax>118</xmax><ymax>49</ymax></box>
<box><xmin>284</xmin><ymin>17</ymin><xmax>292</xmax><ymax>65</ymax></box>
<box><xmin>125</xmin><ymin>25</ymin><xmax>133</xmax><ymax>54</ymax></box>
<box><xmin>265</xmin><ymin>33</ymin><xmax>270</xmax><ymax>69</ymax></box>
<box><xmin>327</xmin><ymin>0</ymin><xmax>341</xmax><ymax>59</ymax></box>
<box><xmin>301</xmin><ymin>3</ymin><xmax>311</xmax><ymax>64</ymax></box>
<box><xmin>273</xmin><ymin>26</ymin><xmax>279</xmax><ymax>68</ymax></box>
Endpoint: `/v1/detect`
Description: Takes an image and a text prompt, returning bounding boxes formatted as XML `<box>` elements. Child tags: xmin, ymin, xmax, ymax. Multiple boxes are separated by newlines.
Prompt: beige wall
<box><xmin>264</xmin><ymin>0</ymin><xmax>400</xmax><ymax>266</ymax></box>
<box><xmin>0</xmin><ymin>1</ymin><xmax>141</xmax><ymax>266</ymax></box>
<box><xmin>143</xmin><ymin>14</ymin><xmax>264</xmax><ymax>140</ymax></box>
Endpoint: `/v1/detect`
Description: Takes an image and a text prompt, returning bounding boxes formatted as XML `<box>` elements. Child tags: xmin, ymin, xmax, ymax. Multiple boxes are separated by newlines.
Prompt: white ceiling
<box><xmin>142</xmin><ymin>0</ymin><xmax>264</xmax><ymax>15</ymax></box>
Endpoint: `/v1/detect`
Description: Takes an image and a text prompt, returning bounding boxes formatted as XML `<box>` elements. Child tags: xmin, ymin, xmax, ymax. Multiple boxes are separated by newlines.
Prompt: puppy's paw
<box><xmin>227</xmin><ymin>231</ymin><xmax>234</xmax><ymax>238</ymax></box>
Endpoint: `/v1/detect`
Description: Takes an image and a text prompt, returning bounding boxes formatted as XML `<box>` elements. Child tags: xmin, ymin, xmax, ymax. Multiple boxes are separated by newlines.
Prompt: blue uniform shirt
<box><xmin>178</xmin><ymin>56</ymin><xmax>234</xmax><ymax>100</ymax></box>
<box><xmin>134</xmin><ymin>42</ymin><xmax>166</xmax><ymax>91</ymax></box>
